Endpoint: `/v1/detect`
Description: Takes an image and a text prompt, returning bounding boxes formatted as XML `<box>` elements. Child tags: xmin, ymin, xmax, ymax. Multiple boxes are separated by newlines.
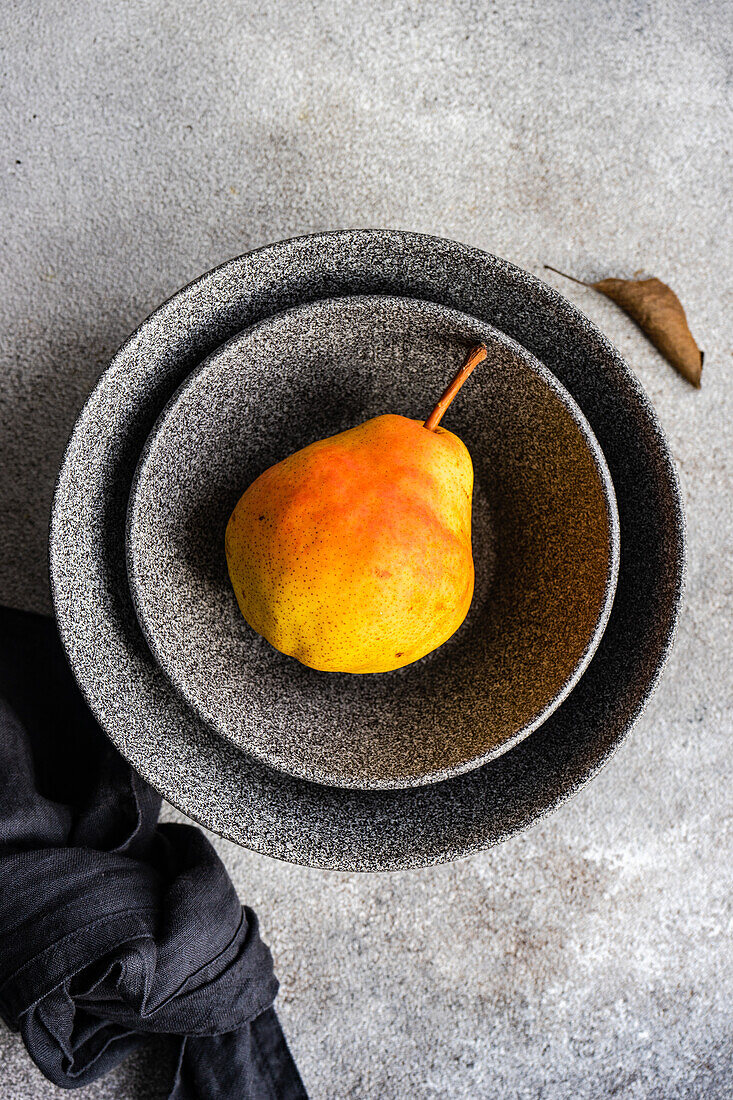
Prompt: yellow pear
<box><xmin>225</xmin><ymin>345</ymin><xmax>486</xmax><ymax>673</ymax></box>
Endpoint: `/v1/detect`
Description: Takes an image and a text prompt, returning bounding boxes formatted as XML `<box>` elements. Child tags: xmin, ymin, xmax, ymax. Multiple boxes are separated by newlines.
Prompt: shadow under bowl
<box><xmin>126</xmin><ymin>295</ymin><xmax>619</xmax><ymax>789</ymax></box>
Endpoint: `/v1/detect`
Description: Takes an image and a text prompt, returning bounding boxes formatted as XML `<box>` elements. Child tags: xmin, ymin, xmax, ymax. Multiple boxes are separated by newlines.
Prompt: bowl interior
<box><xmin>127</xmin><ymin>295</ymin><xmax>619</xmax><ymax>788</ymax></box>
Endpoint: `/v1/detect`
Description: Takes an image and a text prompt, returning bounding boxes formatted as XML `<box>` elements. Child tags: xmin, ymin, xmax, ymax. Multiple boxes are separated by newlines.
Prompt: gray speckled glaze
<box><xmin>49</xmin><ymin>230</ymin><xmax>684</xmax><ymax>870</ymax></box>
<box><xmin>126</xmin><ymin>295</ymin><xmax>619</xmax><ymax>789</ymax></box>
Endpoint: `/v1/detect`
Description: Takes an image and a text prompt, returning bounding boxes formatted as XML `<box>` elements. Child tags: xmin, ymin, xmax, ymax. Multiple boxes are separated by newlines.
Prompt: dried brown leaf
<box><xmin>544</xmin><ymin>266</ymin><xmax>703</xmax><ymax>388</ymax></box>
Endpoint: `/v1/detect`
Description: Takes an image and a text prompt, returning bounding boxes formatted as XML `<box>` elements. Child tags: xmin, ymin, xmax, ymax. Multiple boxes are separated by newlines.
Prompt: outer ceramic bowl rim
<box><xmin>49</xmin><ymin>229</ymin><xmax>685</xmax><ymax>870</ymax></box>
<box><xmin>124</xmin><ymin>294</ymin><xmax>621</xmax><ymax>789</ymax></box>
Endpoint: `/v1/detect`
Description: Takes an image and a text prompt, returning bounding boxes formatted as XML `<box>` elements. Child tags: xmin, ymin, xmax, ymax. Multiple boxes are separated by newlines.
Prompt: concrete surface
<box><xmin>1</xmin><ymin>0</ymin><xmax>731</xmax><ymax>1097</ymax></box>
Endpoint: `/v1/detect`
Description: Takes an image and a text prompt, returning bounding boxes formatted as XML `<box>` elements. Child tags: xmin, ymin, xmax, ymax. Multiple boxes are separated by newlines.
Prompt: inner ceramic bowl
<box><xmin>126</xmin><ymin>295</ymin><xmax>619</xmax><ymax>788</ymax></box>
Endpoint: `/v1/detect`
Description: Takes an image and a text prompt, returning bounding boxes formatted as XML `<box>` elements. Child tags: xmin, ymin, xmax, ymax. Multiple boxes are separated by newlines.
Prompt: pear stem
<box><xmin>424</xmin><ymin>344</ymin><xmax>487</xmax><ymax>432</ymax></box>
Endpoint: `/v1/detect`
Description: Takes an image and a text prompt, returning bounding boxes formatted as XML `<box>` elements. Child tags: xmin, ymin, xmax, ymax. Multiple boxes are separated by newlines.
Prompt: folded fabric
<box><xmin>0</xmin><ymin>606</ymin><xmax>307</xmax><ymax>1098</ymax></box>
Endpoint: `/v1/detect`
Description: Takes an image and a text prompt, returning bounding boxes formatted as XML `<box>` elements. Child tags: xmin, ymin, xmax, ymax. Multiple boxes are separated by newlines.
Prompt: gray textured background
<box><xmin>1</xmin><ymin>1</ymin><xmax>731</xmax><ymax>1097</ymax></box>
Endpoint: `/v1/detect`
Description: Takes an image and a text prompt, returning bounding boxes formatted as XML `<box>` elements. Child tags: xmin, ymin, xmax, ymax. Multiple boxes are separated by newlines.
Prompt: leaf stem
<box><xmin>543</xmin><ymin>264</ymin><xmax>590</xmax><ymax>287</ymax></box>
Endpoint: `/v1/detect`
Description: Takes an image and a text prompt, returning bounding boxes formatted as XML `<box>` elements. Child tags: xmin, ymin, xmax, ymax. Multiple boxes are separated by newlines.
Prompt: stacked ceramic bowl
<box><xmin>50</xmin><ymin>231</ymin><xmax>684</xmax><ymax>870</ymax></box>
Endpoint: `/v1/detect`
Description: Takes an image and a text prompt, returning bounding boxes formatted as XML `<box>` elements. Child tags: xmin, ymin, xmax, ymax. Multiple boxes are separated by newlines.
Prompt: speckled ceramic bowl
<box><xmin>49</xmin><ymin>230</ymin><xmax>684</xmax><ymax>870</ymax></box>
<box><xmin>126</xmin><ymin>295</ymin><xmax>619</xmax><ymax>789</ymax></box>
